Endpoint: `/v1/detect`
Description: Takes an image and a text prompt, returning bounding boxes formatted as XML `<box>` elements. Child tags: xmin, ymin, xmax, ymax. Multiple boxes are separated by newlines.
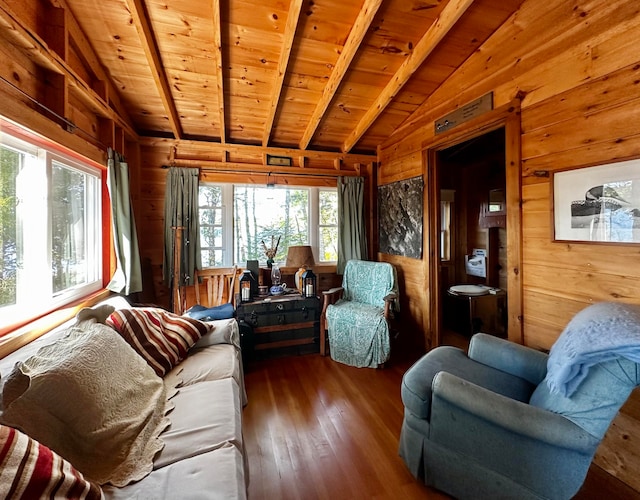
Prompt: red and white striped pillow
<box><xmin>0</xmin><ymin>425</ymin><xmax>102</xmax><ymax>499</ymax></box>
<box><xmin>106</xmin><ymin>307</ymin><xmax>214</xmax><ymax>376</ymax></box>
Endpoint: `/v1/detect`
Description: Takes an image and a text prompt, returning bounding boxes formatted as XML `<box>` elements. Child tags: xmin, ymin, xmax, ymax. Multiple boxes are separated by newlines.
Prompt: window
<box><xmin>198</xmin><ymin>184</ymin><xmax>338</xmax><ymax>266</ymax></box>
<box><xmin>199</xmin><ymin>185</ymin><xmax>224</xmax><ymax>267</ymax></box>
<box><xmin>318</xmin><ymin>189</ymin><xmax>338</xmax><ymax>262</ymax></box>
<box><xmin>0</xmin><ymin>127</ymin><xmax>102</xmax><ymax>331</ymax></box>
<box><xmin>440</xmin><ymin>189</ymin><xmax>455</xmax><ymax>262</ymax></box>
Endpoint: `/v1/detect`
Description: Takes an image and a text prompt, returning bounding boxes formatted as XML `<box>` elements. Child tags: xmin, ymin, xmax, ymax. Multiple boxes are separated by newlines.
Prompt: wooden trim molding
<box><xmin>424</xmin><ymin>98</ymin><xmax>523</xmax><ymax>347</ymax></box>
<box><xmin>0</xmin><ymin>289</ymin><xmax>112</xmax><ymax>359</ymax></box>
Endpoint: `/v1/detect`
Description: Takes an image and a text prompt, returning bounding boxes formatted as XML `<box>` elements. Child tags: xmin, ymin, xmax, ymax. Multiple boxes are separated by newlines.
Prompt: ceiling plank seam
<box><xmin>342</xmin><ymin>0</ymin><xmax>476</xmax><ymax>153</ymax></box>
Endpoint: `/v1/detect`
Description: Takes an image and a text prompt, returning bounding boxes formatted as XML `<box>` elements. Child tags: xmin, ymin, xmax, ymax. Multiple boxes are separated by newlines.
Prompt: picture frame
<box><xmin>378</xmin><ymin>176</ymin><xmax>423</xmax><ymax>258</ymax></box>
<box><xmin>552</xmin><ymin>158</ymin><xmax>640</xmax><ymax>243</ymax></box>
<box><xmin>266</xmin><ymin>154</ymin><xmax>292</xmax><ymax>167</ymax></box>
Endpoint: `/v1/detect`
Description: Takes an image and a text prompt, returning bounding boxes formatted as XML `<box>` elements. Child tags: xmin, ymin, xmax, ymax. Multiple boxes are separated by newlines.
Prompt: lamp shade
<box><xmin>285</xmin><ymin>245</ymin><xmax>315</xmax><ymax>268</ymax></box>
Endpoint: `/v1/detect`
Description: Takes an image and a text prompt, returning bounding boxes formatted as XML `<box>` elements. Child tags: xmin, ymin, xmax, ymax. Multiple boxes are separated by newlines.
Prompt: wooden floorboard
<box><xmin>242</xmin><ymin>334</ymin><xmax>638</xmax><ymax>499</ymax></box>
<box><xmin>242</xmin><ymin>351</ymin><xmax>450</xmax><ymax>500</ymax></box>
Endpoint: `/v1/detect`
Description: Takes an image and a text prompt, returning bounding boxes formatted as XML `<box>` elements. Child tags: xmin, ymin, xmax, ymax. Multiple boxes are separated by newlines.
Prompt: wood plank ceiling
<box><xmin>62</xmin><ymin>0</ymin><xmax>524</xmax><ymax>155</ymax></box>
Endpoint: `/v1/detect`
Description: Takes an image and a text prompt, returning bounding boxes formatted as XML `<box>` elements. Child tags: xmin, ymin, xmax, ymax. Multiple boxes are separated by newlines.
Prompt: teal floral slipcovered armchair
<box><xmin>319</xmin><ymin>260</ymin><xmax>398</xmax><ymax>368</ymax></box>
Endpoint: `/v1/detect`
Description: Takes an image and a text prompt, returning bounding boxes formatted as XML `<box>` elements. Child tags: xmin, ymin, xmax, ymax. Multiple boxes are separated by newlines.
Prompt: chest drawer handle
<box><xmin>276</xmin><ymin>303</ymin><xmax>284</xmax><ymax>311</ymax></box>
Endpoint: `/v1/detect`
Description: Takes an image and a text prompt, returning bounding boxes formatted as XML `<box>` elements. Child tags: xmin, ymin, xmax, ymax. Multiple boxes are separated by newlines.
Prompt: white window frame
<box><xmin>199</xmin><ymin>183</ymin><xmax>337</xmax><ymax>266</ymax></box>
<box><xmin>317</xmin><ymin>188</ymin><xmax>339</xmax><ymax>262</ymax></box>
<box><xmin>0</xmin><ymin>125</ymin><xmax>103</xmax><ymax>330</ymax></box>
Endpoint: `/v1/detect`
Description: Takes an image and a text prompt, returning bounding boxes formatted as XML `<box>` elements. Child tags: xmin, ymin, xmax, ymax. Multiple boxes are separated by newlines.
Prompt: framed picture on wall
<box><xmin>378</xmin><ymin>176</ymin><xmax>424</xmax><ymax>258</ymax></box>
<box><xmin>553</xmin><ymin>158</ymin><xmax>640</xmax><ymax>243</ymax></box>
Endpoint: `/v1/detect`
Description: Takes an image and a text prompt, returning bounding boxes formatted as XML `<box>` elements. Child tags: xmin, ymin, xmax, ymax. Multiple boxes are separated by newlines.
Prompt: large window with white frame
<box><xmin>0</xmin><ymin>128</ymin><xmax>102</xmax><ymax>331</ymax></box>
<box><xmin>199</xmin><ymin>184</ymin><xmax>338</xmax><ymax>266</ymax></box>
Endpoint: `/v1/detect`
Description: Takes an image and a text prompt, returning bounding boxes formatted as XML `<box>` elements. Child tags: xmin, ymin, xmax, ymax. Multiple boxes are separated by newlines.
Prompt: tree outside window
<box><xmin>234</xmin><ymin>186</ymin><xmax>308</xmax><ymax>264</ymax></box>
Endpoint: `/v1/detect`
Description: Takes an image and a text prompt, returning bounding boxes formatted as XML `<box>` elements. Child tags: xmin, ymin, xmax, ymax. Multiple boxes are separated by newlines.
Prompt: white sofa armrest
<box><xmin>192</xmin><ymin>318</ymin><xmax>240</xmax><ymax>349</ymax></box>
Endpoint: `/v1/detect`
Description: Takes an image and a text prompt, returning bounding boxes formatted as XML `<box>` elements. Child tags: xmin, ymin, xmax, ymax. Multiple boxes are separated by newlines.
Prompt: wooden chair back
<box><xmin>194</xmin><ymin>266</ymin><xmax>239</xmax><ymax>308</ymax></box>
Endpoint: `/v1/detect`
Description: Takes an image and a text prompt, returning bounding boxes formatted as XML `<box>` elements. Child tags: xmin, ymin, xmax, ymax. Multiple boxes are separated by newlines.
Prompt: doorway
<box><xmin>438</xmin><ymin>128</ymin><xmax>507</xmax><ymax>347</ymax></box>
<box><xmin>425</xmin><ymin>102</ymin><xmax>523</xmax><ymax>349</ymax></box>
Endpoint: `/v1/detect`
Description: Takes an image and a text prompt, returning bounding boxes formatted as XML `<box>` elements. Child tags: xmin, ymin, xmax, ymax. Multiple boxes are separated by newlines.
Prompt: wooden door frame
<box><xmin>424</xmin><ymin>99</ymin><xmax>523</xmax><ymax>348</ymax></box>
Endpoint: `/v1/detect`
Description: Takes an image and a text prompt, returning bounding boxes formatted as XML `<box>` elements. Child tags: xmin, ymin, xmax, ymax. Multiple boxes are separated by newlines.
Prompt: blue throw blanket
<box><xmin>546</xmin><ymin>302</ymin><xmax>640</xmax><ymax>397</ymax></box>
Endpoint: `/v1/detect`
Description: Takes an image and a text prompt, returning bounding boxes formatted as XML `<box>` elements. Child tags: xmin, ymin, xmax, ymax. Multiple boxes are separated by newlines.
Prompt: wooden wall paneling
<box><xmin>522</xmin><ymin>134</ymin><xmax>640</xmax><ymax>176</ymax></box>
<box><xmin>0</xmin><ymin>70</ymin><xmax>105</xmax><ymax>166</ymax></box>
<box><xmin>366</xmin><ymin>161</ymin><xmax>378</xmax><ymax>260</ymax></box>
<box><xmin>39</xmin><ymin>68</ymin><xmax>68</xmax><ymax>130</ymax></box>
<box><xmin>522</xmin><ymin>98</ymin><xmax>640</xmax><ymax>164</ymax></box>
<box><xmin>524</xmin><ymin>263</ymin><xmax>640</xmax><ymax>305</ymax></box>
<box><xmin>42</xmin><ymin>5</ymin><xmax>67</xmax><ymax>61</ymax></box>
<box><xmin>508</xmin><ymin>4</ymin><xmax>640</xmax><ymax>113</ymax></box>
<box><xmin>67</xmin><ymin>90</ymin><xmax>100</xmax><ymax>141</ymax></box>
<box><xmin>0</xmin><ymin>36</ymin><xmax>42</xmax><ymax>103</ymax></box>
<box><xmin>380</xmin><ymin>0</ymin><xmax>640</xmax><ymax>352</ymax></box>
<box><xmin>67</xmin><ymin>39</ymin><xmax>93</xmax><ymax>85</ymax></box>
<box><xmin>378</xmin><ymin>253</ymin><xmax>427</xmax><ymax>353</ymax></box>
<box><xmin>378</xmin><ymin>151</ymin><xmax>421</xmax><ymax>185</ymax></box>
<box><xmin>522</xmin><ymin>63</ymin><xmax>640</xmax><ymax>137</ymax></box>
<box><xmin>382</xmin><ymin>0</ymin><xmax>638</xmax><ymax>155</ymax></box>
<box><xmin>521</xmin><ymin>291</ymin><xmax>591</xmax><ymax>350</ymax></box>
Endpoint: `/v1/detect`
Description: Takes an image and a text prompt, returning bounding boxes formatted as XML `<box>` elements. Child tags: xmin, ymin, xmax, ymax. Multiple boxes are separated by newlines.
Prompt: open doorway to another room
<box><xmin>436</xmin><ymin>127</ymin><xmax>508</xmax><ymax>349</ymax></box>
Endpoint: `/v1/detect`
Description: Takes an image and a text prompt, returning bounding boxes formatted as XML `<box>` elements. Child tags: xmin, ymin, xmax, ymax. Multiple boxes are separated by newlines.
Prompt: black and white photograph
<box><xmin>378</xmin><ymin>176</ymin><xmax>423</xmax><ymax>258</ymax></box>
<box><xmin>554</xmin><ymin>158</ymin><xmax>640</xmax><ymax>243</ymax></box>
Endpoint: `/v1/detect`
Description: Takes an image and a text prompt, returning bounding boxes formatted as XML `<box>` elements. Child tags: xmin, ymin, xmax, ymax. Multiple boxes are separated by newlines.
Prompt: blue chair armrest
<box><xmin>432</xmin><ymin>371</ymin><xmax>599</xmax><ymax>453</ymax></box>
<box><xmin>468</xmin><ymin>333</ymin><xmax>548</xmax><ymax>385</ymax></box>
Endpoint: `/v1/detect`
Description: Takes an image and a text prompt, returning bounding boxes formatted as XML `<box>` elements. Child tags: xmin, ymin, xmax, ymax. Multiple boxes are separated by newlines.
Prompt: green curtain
<box><xmin>106</xmin><ymin>148</ymin><xmax>142</xmax><ymax>295</ymax></box>
<box><xmin>337</xmin><ymin>176</ymin><xmax>367</xmax><ymax>274</ymax></box>
<box><xmin>163</xmin><ymin>167</ymin><xmax>201</xmax><ymax>289</ymax></box>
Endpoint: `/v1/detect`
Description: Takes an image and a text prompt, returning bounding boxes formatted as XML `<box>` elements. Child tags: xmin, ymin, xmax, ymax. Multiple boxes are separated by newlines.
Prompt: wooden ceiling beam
<box><xmin>124</xmin><ymin>0</ymin><xmax>182</xmax><ymax>140</ymax></box>
<box><xmin>298</xmin><ymin>0</ymin><xmax>383</xmax><ymax>151</ymax></box>
<box><xmin>211</xmin><ymin>0</ymin><xmax>226</xmax><ymax>143</ymax></box>
<box><xmin>342</xmin><ymin>0</ymin><xmax>475</xmax><ymax>153</ymax></box>
<box><xmin>140</xmin><ymin>137</ymin><xmax>375</xmax><ymax>165</ymax></box>
<box><xmin>262</xmin><ymin>0</ymin><xmax>304</xmax><ymax>147</ymax></box>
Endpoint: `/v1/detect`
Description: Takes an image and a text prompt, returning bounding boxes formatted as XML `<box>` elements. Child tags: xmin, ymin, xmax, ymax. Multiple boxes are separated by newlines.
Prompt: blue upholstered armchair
<box><xmin>399</xmin><ymin>302</ymin><xmax>640</xmax><ymax>500</ymax></box>
<box><xmin>319</xmin><ymin>260</ymin><xmax>398</xmax><ymax>368</ymax></box>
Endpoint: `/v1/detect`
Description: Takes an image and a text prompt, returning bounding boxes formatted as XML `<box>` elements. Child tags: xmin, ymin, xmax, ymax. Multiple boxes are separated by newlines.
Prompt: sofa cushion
<box><xmin>102</xmin><ymin>443</ymin><xmax>247</xmax><ymax>500</ymax></box>
<box><xmin>192</xmin><ymin>318</ymin><xmax>239</xmax><ymax>349</ymax></box>
<box><xmin>153</xmin><ymin>378</ymin><xmax>243</xmax><ymax>469</ymax></box>
<box><xmin>106</xmin><ymin>307</ymin><xmax>214</xmax><ymax>376</ymax></box>
<box><xmin>0</xmin><ymin>424</ymin><xmax>103</xmax><ymax>500</ymax></box>
<box><xmin>0</xmin><ymin>308</ymin><xmax>171</xmax><ymax>486</ymax></box>
<box><xmin>165</xmin><ymin>344</ymin><xmax>240</xmax><ymax>388</ymax></box>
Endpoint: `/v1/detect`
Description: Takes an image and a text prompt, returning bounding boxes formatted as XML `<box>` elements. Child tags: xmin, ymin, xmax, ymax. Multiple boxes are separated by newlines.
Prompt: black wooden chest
<box><xmin>236</xmin><ymin>293</ymin><xmax>320</xmax><ymax>359</ymax></box>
